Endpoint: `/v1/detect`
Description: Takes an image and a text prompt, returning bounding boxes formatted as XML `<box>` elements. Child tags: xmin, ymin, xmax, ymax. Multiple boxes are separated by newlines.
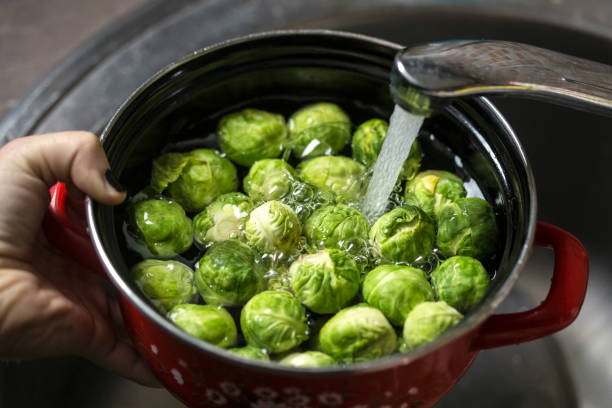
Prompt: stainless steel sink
<box><xmin>1</xmin><ymin>1</ymin><xmax>610</xmax><ymax>407</ymax></box>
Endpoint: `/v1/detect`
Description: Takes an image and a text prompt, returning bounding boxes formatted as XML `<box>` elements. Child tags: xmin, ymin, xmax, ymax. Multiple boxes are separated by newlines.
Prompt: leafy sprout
<box><xmin>127</xmin><ymin>197</ymin><xmax>193</xmax><ymax>258</ymax></box>
<box><xmin>240</xmin><ymin>290</ymin><xmax>309</xmax><ymax>354</ymax></box>
<box><xmin>195</xmin><ymin>239</ymin><xmax>263</xmax><ymax>307</ymax></box>
<box><xmin>288</xmin><ymin>102</ymin><xmax>351</xmax><ymax>159</ymax></box>
<box><xmin>218</xmin><ymin>108</ymin><xmax>288</xmax><ymax>167</ymax></box>
<box><xmin>150</xmin><ymin>149</ymin><xmax>238</xmax><ymax>212</ymax></box>
<box><xmin>131</xmin><ymin>259</ymin><xmax>197</xmax><ymax>313</ymax></box>
<box><xmin>168</xmin><ymin>304</ymin><xmax>237</xmax><ymax>348</ymax></box>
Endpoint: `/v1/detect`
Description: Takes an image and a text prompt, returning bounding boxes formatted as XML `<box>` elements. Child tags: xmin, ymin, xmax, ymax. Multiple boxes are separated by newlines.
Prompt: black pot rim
<box><xmin>87</xmin><ymin>29</ymin><xmax>537</xmax><ymax>376</ymax></box>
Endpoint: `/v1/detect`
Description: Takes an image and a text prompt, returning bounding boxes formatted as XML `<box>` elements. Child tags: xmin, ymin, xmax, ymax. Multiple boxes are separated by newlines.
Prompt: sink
<box><xmin>1</xmin><ymin>1</ymin><xmax>610</xmax><ymax>407</ymax></box>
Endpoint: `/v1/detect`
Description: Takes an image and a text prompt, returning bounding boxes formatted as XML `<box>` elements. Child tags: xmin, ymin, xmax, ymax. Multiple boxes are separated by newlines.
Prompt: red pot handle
<box><xmin>42</xmin><ymin>182</ymin><xmax>106</xmax><ymax>276</ymax></box>
<box><xmin>471</xmin><ymin>221</ymin><xmax>588</xmax><ymax>350</ymax></box>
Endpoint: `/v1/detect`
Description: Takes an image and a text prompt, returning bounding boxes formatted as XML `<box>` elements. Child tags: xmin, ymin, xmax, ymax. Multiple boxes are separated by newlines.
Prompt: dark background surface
<box><xmin>1</xmin><ymin>1</ymin><xmax>611</xmax><ymax>407</ymax></box>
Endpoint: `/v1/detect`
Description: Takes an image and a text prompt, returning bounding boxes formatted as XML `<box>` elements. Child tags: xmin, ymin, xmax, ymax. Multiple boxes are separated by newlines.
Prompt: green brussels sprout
<box><xmin>243</xmin><ymin>159</ymin><xmax>297</xmax><ymax>202</ymax></box>
<box><xmin>304</xmin><ymin>204</ymin><xmax>369</xmax><ymax>254</ymax></box>
<box><xmin>131</xmin><ymin>260</ymin><xmax>197</xmax><ymax>313</ymax></box>
<box><xmin>436</xmin><ymin>197</ymin><xmax>498</xmax><ymax>260</ymax></box>
<box><xmin>351</xmin><ymin>118</ymin><xmax>422</xmax><ymax>180</ymax></box>
<box><xmin>279</xmin><ymin>351</ymin><xmax>336</xmax><ymax>368</ymax></box>
<box><xmin>403</xmin><ymin>170</ymin><xmax>466</xmax><ymax>219</ymax></box>
<box><xmin>150</xmin><ymin>149</ymin><xmax>238</xmax><ymax>212</ymax></box>
<box><xmin>362</xmin><ymin>265</ymin><xmax>435</xmax><ymax>326</ymax></box>
<box><xmin>218</xmin><ymin>108</ymin><xmax>288</xmax><ymax>167</ymax></box>
<box><xmin>289</xmin><ymin>249</ymin><xmax>361</xmax><ymax>314</ymax></box>
<box><xmin>431</xmin><ymin>256</ymin><xmax>491</xmax><ymax>312</ymax></box>
<box><xmin>403</xmin><ymin>301</ymin><xmax>463</xmax><ymax>349</ymax></box>
<box><xmin>369</xmin><ymin>205</ymin><xmax>435</xmax><ymax>264</ymax></box>
<box><xmin>319</xmin><ymin>303</ymin><xmax>397</xmax><ymax>363</ymax></box>
<box><xmin>288</xmin><ymin>102</ymin><xmax>351</xmax><ymax>159</ymax></box>
<box><xmin>128</xmin><ymin>197</ymin><xmax>193</xmax><ymax>258</ymax></box>
<box><xmin>228</xmin><ymin>345</ymin><xmax>270</xmax><ymax>361</ymax></box>
<box><xmin>193</xmin><ymin>192</ymin><xmax>253</xmax><ymax>247</ymax></box>
<box><xmin>297</xmin><ymin>156</ymin><xmax>366</xmax><ymax>203</ymax></box>
<box><xmin>168</xmin><ymin>304</ymin><xmax>237</xmax><ymax>348</ymax></box>
<box><xmin>240</xmin><ymin>290</ymin><xmax>309</xmax><ymax>353</ymax></box>
<box><xmin>245</xmin><ymin>201</ymin><xmax>302</xmax><ymax>254</ymax></box>
<box><xmin>195</xmin><ymin>239</ymin><xmax>263</xmax><ymax>307</ymax></box>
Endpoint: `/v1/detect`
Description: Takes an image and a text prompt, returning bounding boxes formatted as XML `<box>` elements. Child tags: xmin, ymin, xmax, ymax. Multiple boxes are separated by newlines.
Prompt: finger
<box><xmin>2</xmin><ymin>132</ymin><xmax>126</xmax><ymax>205</ymax></box>
<box><xmin>86</xmin><ymin>338</ymin><xmax>162</xmax><ymax>387</ymax></box>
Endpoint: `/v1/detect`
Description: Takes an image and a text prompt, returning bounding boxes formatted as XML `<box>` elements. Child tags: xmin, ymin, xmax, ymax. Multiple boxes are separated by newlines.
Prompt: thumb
<box><xmin>3</xmin><ymin>131</ymin><xmax>125</xmax><ymax>205</ymax></box>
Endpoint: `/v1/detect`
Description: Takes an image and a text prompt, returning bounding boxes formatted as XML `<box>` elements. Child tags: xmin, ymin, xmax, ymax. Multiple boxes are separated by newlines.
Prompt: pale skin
<box><xmin>0</xmin><ymin>131</ymin><xmax>158</xmax><ymax>387</ymax></box>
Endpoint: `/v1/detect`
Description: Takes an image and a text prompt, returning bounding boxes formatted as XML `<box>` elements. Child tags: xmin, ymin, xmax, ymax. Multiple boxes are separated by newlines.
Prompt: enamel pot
<box><xmin>44</xmin><ymin>30</ymin><xmax>588</xmax><ymax>408</ymax></box>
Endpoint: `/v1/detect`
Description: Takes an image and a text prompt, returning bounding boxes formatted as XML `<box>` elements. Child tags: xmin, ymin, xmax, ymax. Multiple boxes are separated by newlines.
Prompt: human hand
<box><xmin>0</xmin><ymin>131</ymin><xmax>159</xmax><ymax>387</ymax></box>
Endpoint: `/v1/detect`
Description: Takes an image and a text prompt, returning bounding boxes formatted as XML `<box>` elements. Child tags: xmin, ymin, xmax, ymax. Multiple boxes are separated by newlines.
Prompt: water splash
<box><xmin>361</xmin><ymin>105</ymin><xmax>424</xmax><ymax>222</ymax></box>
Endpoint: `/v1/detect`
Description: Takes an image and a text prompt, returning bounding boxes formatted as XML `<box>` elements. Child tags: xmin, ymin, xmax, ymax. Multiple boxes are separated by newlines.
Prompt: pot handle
<box><xmin>42</xmin><ymin>182</ymin><xmax>106</xmax><ymax>276</ymax></box>
<box><xmin>471</xmin><ymin>221</ymin><xmax>588</xmax><ymax>350</ymax></box>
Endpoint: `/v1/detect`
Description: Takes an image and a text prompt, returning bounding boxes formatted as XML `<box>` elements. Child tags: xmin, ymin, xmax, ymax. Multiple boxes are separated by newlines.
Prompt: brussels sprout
<box><xmin>243</xmin><ymin>159</ymin><xmax>297</xmax><ymax>202</ymax></box>
<box><xmin>431</xmin><ymin>256</ymin><xmax>491</xmax><ymax>312</ymax></box>
<box><xmin>289</xmin><ymin>249</ymin><xmax>360</xmax><ymax>314</ymax></box>
<box><xmin>195</xmin><ymin>239</ymin><xmax>263</xmax><ymax>307</ymax></box>
<box><xmin>218</xmin><ymin>108</ymin><xmax>288</xmax><ymax>167</ymax></box>
<box><xmin>245</xmin><ymin>201</ymin><xmax>302</xmax><ymax>255</ymax></box>
<box><xmin>150</xmin><ymin>149</ymin><xmax>238</xmax><ymax>212</ymax></box>
<box><xmin>403</xmin><ymin>170</ymin><xmax>466</xmax><ymax>219</ymax></box>
<box><xmin>131</xmin><ymin>260</ymin><xmax>197</xmax><ymax>313</ymax></box>
<box><xmin>319</xmin><ymin>303</ymin><xmax>396</xmax><ymax>363</ymax></box>
<box><xmin>403</xmin><ymin>301</ymin><xmax>463</xmax><ymax>349</ymax></box>
<box><xmin>304</xmin><ymin>204</ymin><xmax>369</xmax><ymax>254</ymax></box>
<box><xmin>436</xmin><ymin>197</ymin><xmax>498</xmax><ymax>260</ymax></box>
<box><xmin>128</xmin><ymin>197</ymin><xmax>193</xmax><ymax>258</ymax></box>
<box><xmin>193</xmin><ymin>192</ymin><xmax>253</xmax><ymax>247</ymax></box>
<box><xmin>228</xmin><ymin>345</ymin><xmax>270</xmax><ymax>361</ymax></box>
<box><xmin>369</xmin><ymin>205</ymin><xmax>435</xmax><ymax>264</ymax></box>
<box><xmin>168</xmin><ymin>304</ymin><xmax>237</xmax><ymax>348</ymax></box>
<box><xmin>351</xmin><ymin>118</ymin><xmax>422</xmax><ymax>180</ymax></box>
<box><xmin>279</xmin><ymin>351</ymin><xmax>336</xmax><ymax>368</ymax></box>
<box><xmin>362</xmin><ymin>265</ymin><xmax>434</xmax><ymax>326</ymax></box>
<box><xmin>288</xmin><ymin>102</ymin><xmax>351</xmax><ymax>159</ymax></box>
<box><xmin>298</xmin><ymin>156</ymin><xmax>366</xmax><ymax>203</ymax></box>
<box><xmin>240</xmin><ymin>290</ymin><xmax>309</xmax><ymax>353</ymax></box>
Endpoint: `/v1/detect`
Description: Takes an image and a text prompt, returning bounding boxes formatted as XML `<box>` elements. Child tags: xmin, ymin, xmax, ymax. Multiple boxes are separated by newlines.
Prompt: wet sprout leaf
<box><xmin>168</xmin><ymin>304</ymin><xmax>237</xmax><ymax>348</ymax></box>
<box><xmin>150</xmin><ymin>149</ymin><xmax>238</xmax><ymax>212</ymax></box>
<box><xmin>369</xmin><ymin>205</ymin><xmax>435</xmax><ymax>265</ymax></box>
<box><xmin>436</xmin><ymin>197</ymin><xmax>498</xmax><ymax>260</ymax></box>
<box><xmin>288</xmin><ymin>102</ymin><xmax>351</xmax><ymax>159</ymax></box>
<box><xmin>319</xmin><ymin>303</ymin><xmax>397</xmax><ymax>363</ymax></box>
<box><xmin>131</xmin><ymin>259</ymin><xmax>197</xmax><ymax>313</ymax></box>
<box><xmin>289</xmin><ymin>249</ymin><xmax>361</xmax><ymax>314</ymax></box>
<box><xmin>403</xmin><ymin>170</ymin><xmax>467</xmax><ymax>219</ymax></box>
<box><xmin>403</xmin><ymin>301</ymin><xmax>463</xmax><ymax>349</ymax></box>
<box><xmin>195</xmin><ymin>239</ymin><xmax>264</xmax><ymax>307</ymax></box>
<box><xmin>128</xmin><ymin>197</ymin><xmax>193</xmax><ymax>259</ymax></box>
<box><xmin>193</xmin><ymin>192</ymin><xmax>253</xmax><ymax>247</ymax></box>
<box><xmin>362</xmin><ymin>265</ymin><xmax>435</xmax><ymax>326</ymax></box>
<box><xmin>279</xmin><ymin>351</ymin><xmax>336</xmax><ymax>368</ymax></box>
<box><xmin>298</xmin><ymin>155</ymin><xmax>366</xmax><ymax>203</ymax></box>
<box><xmin>218</xmin><ymin>108</ymin><xmax>288</xmax><ymax>167</ymax></box>
<box><xmin>240</xmin><ymin>290</ymin><xmax>309</xmax><ymax>354</ymax></box>
<box><xmin>431</xmin><ymin>256</ymin><xmax>491</xmax><ymax>312</ymax></box>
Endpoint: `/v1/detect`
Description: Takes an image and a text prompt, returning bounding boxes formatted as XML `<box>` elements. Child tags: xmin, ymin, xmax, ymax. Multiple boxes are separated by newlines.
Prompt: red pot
<box><xmin>43</xmin><ymin>31</ymin><xmax>588</xmax><ymax>408</ymax></box>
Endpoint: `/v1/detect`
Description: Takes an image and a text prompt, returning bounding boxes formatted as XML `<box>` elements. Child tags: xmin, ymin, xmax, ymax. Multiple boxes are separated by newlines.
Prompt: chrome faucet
<box><xmin>390</xmin><ymin>40</ymin><xmax>612</xmax><ymax>117</ymax></box>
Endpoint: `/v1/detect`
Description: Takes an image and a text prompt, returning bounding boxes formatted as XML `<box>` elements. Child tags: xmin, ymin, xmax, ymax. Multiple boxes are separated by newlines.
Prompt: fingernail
<box><xmin>105</xmin><ymin>169</ymin><xmax>126</xmax><ymax>192</ymax></box>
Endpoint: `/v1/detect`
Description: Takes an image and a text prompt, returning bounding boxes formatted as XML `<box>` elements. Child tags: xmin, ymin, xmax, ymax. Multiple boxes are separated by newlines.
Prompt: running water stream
<box><xmin>360</xmin><ymin>104</ymin><xmax>424</xmax><ymax>222</ymax></box>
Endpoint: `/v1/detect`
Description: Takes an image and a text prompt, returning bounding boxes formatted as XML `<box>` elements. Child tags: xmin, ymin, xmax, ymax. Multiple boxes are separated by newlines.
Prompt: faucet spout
<box><xmin>390</xmin><ymin>40</ymin><xmax>612</xmax><ymax>117</ymax></box>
